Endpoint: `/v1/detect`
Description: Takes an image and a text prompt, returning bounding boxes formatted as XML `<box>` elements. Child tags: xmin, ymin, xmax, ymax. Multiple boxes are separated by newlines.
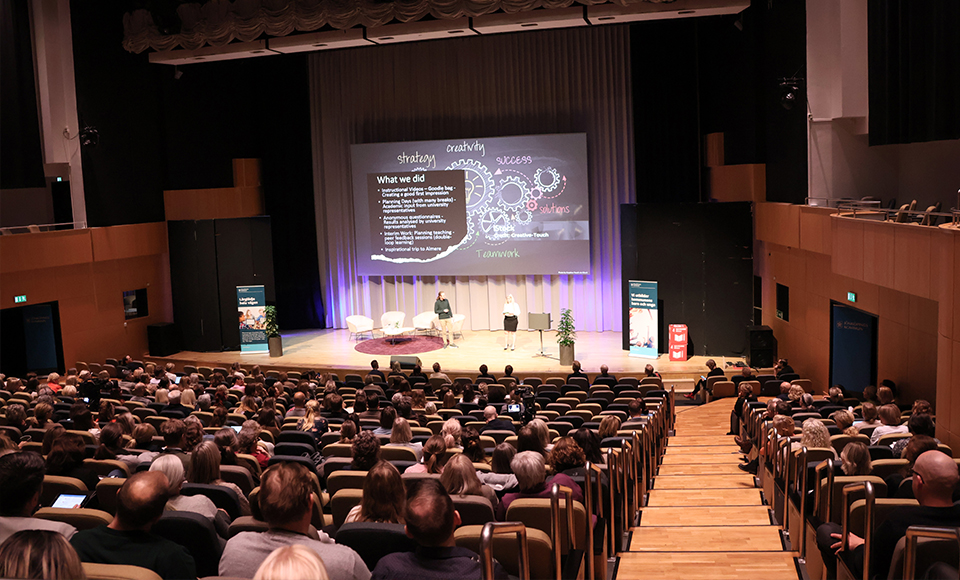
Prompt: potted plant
<box><xmin>264</xmin><ymin>305</ymin><xmax>282</xmax><ymax>357</ymax></box>
<box><xmin>556</xmin><ymin>308</ymin><xmax>576</xmax><ymax>366</ymax></box>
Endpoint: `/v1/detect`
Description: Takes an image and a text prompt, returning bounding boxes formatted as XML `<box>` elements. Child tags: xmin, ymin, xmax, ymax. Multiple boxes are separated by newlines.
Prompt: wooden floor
<box><xmin>615</xmin><ymin>398</ymin><xmax>801</xmax><ymax>580</ymax></box>
<box><xmin>150</xmin><ymin>328</ymin><xmax>746</xmax><ymax>383</ymax></box>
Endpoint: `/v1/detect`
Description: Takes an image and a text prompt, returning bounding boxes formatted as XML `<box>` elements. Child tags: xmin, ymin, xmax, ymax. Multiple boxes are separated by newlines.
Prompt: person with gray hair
<box><xmin>197</xmin><ymin>393</ymin><xmax>212</xmax><ymax>412</ymax></box>
<box><xmin>495</xmin><ymin>451</ymin><xmax>583</xmax><ymax>519</ymax></box>
<box><xmin>149</xmin><ymin>454</ymin><xmax>230</xmax><ymax>536</ymax></box>
<box><xmin>161</xmin><ymin>389</ymin><xmax>191</xmax><ymax>418</ymax></box>
<box><xmin>480</xmin><ymin>406</ymin><xmax>515</xmax><ymax>434</ymax></box>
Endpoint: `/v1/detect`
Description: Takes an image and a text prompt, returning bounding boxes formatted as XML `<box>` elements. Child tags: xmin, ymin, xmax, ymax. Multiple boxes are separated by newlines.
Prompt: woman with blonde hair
<box><xmin>189</xmin><ymin>440</ymin><xmax>251</xmax><ymax>515</ymax></box>
<box><xmin>338</xmin><ymin>420</ymin><xmax>357</xmax><ymax>444</ymax></box>
<box><xmin>830</xmin><ymin>410</ymin><xmax>859</xmax><ymax>436</ymax></box>
<box><xmin>787</xmin><ymin>384</ymin><xmax>805</xmax><ymax>402</ymax></box>
<box><xmin>297</xmin><ymin>399</ymin><xmax>328</xmax><ymax>443</ymax></box>
<box><xmin>150</xmin><ymin>454</ymin><xmax>230</xmax><ymax>536</ymax></box>
<box><xmin>839</xmin><ymin>441</ymin><xmax>871</xmax><ymax>476</ymax></box>
<box><xmin>388</xmin><ymin>417</ymin><xmax>423</xmax><ymax>461</ymax></box>
<box><xmin>440</xmin><ymin>453</ymin><xmax>499</xmax><ymax>509</ymax></box>
<box><xmin>180</xmin><ymin>387</ymin><xmax>197</xmax><ymax>410</ymax></box>
<box><xmin>598</xmin><ymin>416</ymin><xmax>621</xmax><ymax>439</ymax></box>
<box><xmin>440</xmin><ymin>418</ymin><xmax>462</xmax><ymax>447</ymax></box>
<box><xmin>253</xmin><ymin>545</ymin><xmax>329</xmax><ymax>580</ymax></box>
<box><xmin>527</xmin><ymin>418</ymin><xmax>553</xmax><ymax>452</ymax></box>
<box><xmin>869</xmin><ymin>404</ymin><xmax>908</xmax><ymax>445</ymax></box>
<box><xmin>344</xmin><ymin>460</ymin><xmax>405</xmax><ymax>524</ymax></box>
<box><xmin>155</xmin><ymin>388</ymin><xmax>169</xmax><ymax>404</ymax></box>
<box><xmin>799</xmin><ymin>418</ymin><xmax>834</xmax><ymax>453</ymax></box>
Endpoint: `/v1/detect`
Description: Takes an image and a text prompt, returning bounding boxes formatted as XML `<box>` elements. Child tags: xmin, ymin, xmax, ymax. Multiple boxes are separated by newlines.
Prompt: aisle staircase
<box><xmin>615</xmin><ymin>398</ymin><xmax>801</xmax><ymax>580</ymax></box>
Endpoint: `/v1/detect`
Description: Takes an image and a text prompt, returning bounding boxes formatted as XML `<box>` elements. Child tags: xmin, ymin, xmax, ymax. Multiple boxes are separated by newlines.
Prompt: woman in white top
<box><xmin>502</xmin><ymin>294</ymin><xmax>521</xmax><ymax>351</ymax></box>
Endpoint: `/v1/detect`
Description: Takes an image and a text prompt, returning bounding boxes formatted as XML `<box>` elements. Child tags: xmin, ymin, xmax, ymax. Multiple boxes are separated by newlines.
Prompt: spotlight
<box><xmin>79</xmin><ymin>126</ymin><xmax>99</xmax><ymax>147</ymax></box>
<box><xmin>173</xmin><ymin>65</ymin><xmax>183</xmax><ymax>80</ymax></box>
<box><xmin>778</xmin><ymin>78</ymin><xmax>801</xmax><ymax>110</ymax></box>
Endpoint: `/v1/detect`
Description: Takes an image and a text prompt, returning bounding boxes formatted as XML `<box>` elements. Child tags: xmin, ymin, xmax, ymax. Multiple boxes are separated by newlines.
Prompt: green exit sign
<box><xmin>847</xmin><ymin>292</ymin><xmax>857</xmax><ymax>303</ymax></box>
<box><xmin>14</xmin><ymin>295</ymin><xmax>26</xmax><ymax>303</ymax></box>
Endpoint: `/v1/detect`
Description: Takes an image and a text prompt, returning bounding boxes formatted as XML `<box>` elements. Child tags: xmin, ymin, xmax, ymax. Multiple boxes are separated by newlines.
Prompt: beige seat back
<box><xmin>331</xmin><ymin>488</ymin><xmax>364</xmax><ymax>528</ymax></box>
<box><xmin>456</xmin><ymin>523</ymin><xmax>554</xmax><ymax>580</ymax></box>
<box><xmin>84</xmin><ymin>459</ymin><xmax>131</xmax><ymax>478</ymax></box>
<box><xmin>381</xmin><ymin>445</ymin><xmax>419</xmax><ymax>463</ymax></box>
<box><xmin>506</xmin><ymin>497</ymin><xmax>587</xmax><ymax>553</ymax></box>
<box><xmin>40</xmin><ymin>475</ymin><xmax>88</xmax><ymax>507</ymax></box>
<box><xmin>82</xmin><ymin>563</ymin><xmax>162</xmax><ymax>580</ymax></box>
<box><xmin>887</xmin><ymin>531</ymin><xmax>960</xmax><ymax>580</ymax></box>
<box><xmin>35</xmin><ymin>507</ymin><xmax>112</xmax><ymax>530</ymax></box>
<box><xmin>327</xmin><ymin>471</ymin><xmax>368</xmax><ymax>496</ymax></box>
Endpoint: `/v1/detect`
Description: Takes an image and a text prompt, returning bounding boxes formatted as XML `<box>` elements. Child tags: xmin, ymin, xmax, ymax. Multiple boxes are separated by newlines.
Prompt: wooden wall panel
<box><xmin>707</xmin><ymin>164</ymin><xmax>766</xmax><ymax>203</ymax></box>
<box><xmin>831</xmin><ymin>218</ymin><xmax>863</xmax><ymax>279</ymax></box>
<box><xmin>756</xmin><ymin>203</ymin><xmax>800</xmax><ymax>248</ymax></box>
<box><xmin>91</xmin><ymin>222</ymin><xmax>168</xmax><ymax>261</ymax></box>
<box><xmin>232</xmin><ymin>158</ymin><xmax>261</xmax><ymax>188</ymax></box>
<box><xmin>862</xmin><ymin>221</ymin><xmax>895</xmax><ymax>287</ymax></box>
<box><xmin>894</xmin><ymin>226</ymin><xmax>932</xmax><ymax>299</ymax></box>
<box><xmin>0</xmin><ymin>229</ymin><xmax>93</xmax><ymax>274</ymax></box>
<box><xmin>799</xmin><ymin>207</ymin><xmax>833</xmax><ymax>254</ymax></box>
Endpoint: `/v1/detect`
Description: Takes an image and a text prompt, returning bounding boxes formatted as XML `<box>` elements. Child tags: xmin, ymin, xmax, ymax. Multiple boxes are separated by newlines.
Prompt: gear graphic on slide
<box><xmin>459</xmin><ymin>212</ymin><xmax>479</xmax><ymax>250</ymax></box>
<box><xmin>534</xmin><ymin>167</ymin><xmax>561</xmax><ymax>193</ymax></box>
<box><xmin>495</xmin><ymin>176</ymin><xmax>531</xmax><ymax>211</ymax></box>
<box><xmin>525</xmin><ymin>199</ymin><xmax>538</xmax><ymax>212</ymax></box>
<box><xmin>446</xmin><ymin>159</ymin><xmax>495</xmax><ymax>211</ymax></box>
<box><xmin>515</xmin><ymin>209</ymin><xmax>533</xmax><ymax>225</ymax></box>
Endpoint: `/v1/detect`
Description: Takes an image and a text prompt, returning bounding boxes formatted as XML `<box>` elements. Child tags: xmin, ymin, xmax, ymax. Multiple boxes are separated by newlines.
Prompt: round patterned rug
<box><xmin>353</xmin><ymin>334</ymin><xmax>445</xmax><ymax>355</ymax></box>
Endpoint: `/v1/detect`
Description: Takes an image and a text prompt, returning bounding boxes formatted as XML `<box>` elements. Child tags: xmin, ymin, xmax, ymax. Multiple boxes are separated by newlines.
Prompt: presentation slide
<box><xmin>351</xmin><ymin>134</ymin><xmax>590</xmax><ymax>276</ymax></box>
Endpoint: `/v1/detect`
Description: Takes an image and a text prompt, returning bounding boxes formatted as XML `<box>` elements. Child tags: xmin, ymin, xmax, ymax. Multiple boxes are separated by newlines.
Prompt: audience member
<box><xmin>441</xmin><ymin>453</ymin><xmax>499</xmax><ymax>509</ymax></box>
<box><xmin>566</xmin><ymin>360</ymin><xmax>588</xmax><ymax>382</ymax></box>
<box><xmin>0</xmin><ymin>530</ymin><xmax>86</xmax><ymax>580</ymax></box>
<box><xmin>285</xmin><ymin>392</ymin><xmax>308</xmax><ymax>418</ymax></box>
<box><xmin>478</xmin><ymin>443</ymin><xmax>518</xmax><ymax>492</ymax></box>
<box><xmin>372</xmin><ymin>479</ymin><xmax>507</xmax><ymax>580</ymax></box>
<box><xmin>191</xmin><ymin>440</ymin><xmax>252</xmax><ymax>516</ymax></box>
<box><xmin>869</xmin><ymin>404</ymin><xmax>908</xmax><ymax>445</ymax></box>
<box><xmin>571</xmin><ymin>428</ymin><xmax>604</xmax><ymax>465</ymax></box>
<box><xmin>253</xmin><ymin>544</ymin><xmax>330</xmax><ymax>580</ymax></box>
<box><xmin>344</xmin><ymin>461</ymin><xmax>406</xmax><ymax>524</ymax></box>
<box><xmin>405</xmin><ymin>435</ymin><xmax>446</xmax><ymax>475</ymax></box>
<box><xmin>598</xmin><ymin>415</ymin><xmax>621</xmax><ymax>439</ymax></box>
<box><xmin>460</xmin><ymin>426</ymin><xmax>486</xmax><ymax>464</ymax></box>
<box><xmin>497</xmin><ymin>451</ymin><xmax>583</xmax><ymax>520</ymax></box>
<box><xmin>70</xmin><ymin>472</ymin><xmax>196</xmax><ymax>580</ymax></box>
<box><xmin>374</xmin><ymin>407</ymin><xmax>397</xmax><ymax>436</ymax></box>
<box><xmin>480</xmin><ymin>406</ymin><xmax>516</xmax><ymax>434</ymax></box>
<box><xmin>219</xmin><ymin>462</ymin><xmax>369</xmax><ymax>579</ymax></box>
<box><xmin>0</xmin><ymin>452</ymin><xmax>77</xmax><ymax>544</ymax></box>
<box><xmin>839</xmin><ymin>442</ymin><xmax>872</xmax><ymax>476</ymax></box>
<box><xmin>45</xmin><ymin>433</ymin><xmax>99</xmax><ymax>491</ymax></box>
<box><xmin>150</xmin><ymin>454</ymin><xmax>230</xmax><ymax>535</ymax></box>
<box><xmin>687</xmin><ymin>358</ymin><xmax>724</xmax><ymax>399</ymax></box>
<box><xmin>817</xmin><ymin>451</ymin><xmax>960</xmax><ymax>580</ymax></box>
<box><xmin>890</xmin><ymin>413</ymin><xmax>937</xmax><ymax>457</ymax></box>
<box><xmin>388</xmin><ymin>417</ymin><xmax>423</xmax><ymax>461</ymax></box>
<box><xmin>440</xmin><ymin>418</ymin><xmax>462</xmax><ymax>447</ymax></box>
<box><xmin>856</xmin><ymin>402</ymin><xmax>880</xmax><ymax>431</ymax></box>
<box><xmin>351</xmin><ymin>431</ymin><xmax>382</xmax><ymax>471</ymax></box>
<box><xmin>831</xmin><ymin>410</ymin><xmax>859</xmax><ymax>436</ymax></box>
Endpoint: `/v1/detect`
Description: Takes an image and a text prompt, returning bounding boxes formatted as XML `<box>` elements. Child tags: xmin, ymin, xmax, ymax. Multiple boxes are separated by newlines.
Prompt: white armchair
<box><xmin>380</xmin><ymin>311</ymin><xmax>406</xmax><ymax>331</ymax></box>
<box><xmin>451</xmin><ymin>313</ymin><xmax>466</xmax><ymax>339</ymax></box>
<box><xmin>412</xmin><ymin>311</ymin><xmax>439</xmax><ymax>335</ymax></box>
<box><xmin>345</xmin><ymin>315</ymin><xmax>374</xmax><ymax>341</ymax></box>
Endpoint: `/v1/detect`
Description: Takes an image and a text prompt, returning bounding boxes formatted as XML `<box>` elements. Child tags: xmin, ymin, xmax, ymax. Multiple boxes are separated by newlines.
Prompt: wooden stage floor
<box><xmin>153</xmin><ymin>328</ymin><xmax>745</xmax><ymax>384</ymax></box>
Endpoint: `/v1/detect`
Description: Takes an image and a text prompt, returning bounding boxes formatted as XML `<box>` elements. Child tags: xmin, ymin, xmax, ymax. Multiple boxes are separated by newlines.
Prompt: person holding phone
<box><xmin>434</xmin><ymin>291</ymin><xmax>457</xmax><ymax>348</ymax></box>
<box><xmin>501</xmin><ymin>294</ymin><xmax>520</xmax><ymax>351</ymax></box>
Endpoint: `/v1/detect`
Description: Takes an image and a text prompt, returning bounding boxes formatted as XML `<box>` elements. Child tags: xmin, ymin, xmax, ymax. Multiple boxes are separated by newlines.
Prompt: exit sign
<box><xmin>14</xmin><ymin>295</ymin><xmax>26</xmax><ymax>303</ymax></box>
<box><xmin>847</xmin><ymin>292</ymin><xmax>857</xmax><ymax>303</ymax></box>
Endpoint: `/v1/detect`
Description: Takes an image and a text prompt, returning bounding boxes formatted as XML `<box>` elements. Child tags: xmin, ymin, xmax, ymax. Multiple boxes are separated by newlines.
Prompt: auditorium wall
<box><xmin>755</xmin><ymin>202</ymin><xmax>960</xmax><ymax>450</ymax></box>
<box><xmin>0</xmin><ymin>223</ymin><xmax>173</xmax><ymax>369</ymax></box>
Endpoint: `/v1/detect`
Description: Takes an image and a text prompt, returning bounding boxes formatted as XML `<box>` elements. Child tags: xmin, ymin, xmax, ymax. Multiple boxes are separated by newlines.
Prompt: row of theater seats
<box><xmin>742</xmin><ymin>402</ymin><xmax>960</xmax><ymax>579</ymax></box>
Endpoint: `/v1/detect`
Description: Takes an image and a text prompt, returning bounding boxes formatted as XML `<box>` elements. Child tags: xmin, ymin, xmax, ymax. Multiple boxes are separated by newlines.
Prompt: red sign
<box><xmin>668</xmin><ymin>324</ymin><xmax>688</xmax><ymax>361</ymax></box>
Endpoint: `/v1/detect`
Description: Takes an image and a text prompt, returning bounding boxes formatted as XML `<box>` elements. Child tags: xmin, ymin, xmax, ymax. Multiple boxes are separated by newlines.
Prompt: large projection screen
<box><xmin>351</xmin><ymin>134</ymin><xmax>590</xmax><ymax>276</ymax></box>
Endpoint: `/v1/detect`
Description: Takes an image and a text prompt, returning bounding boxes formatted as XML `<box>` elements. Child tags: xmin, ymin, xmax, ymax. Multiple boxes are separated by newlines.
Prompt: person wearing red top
<box><xmin>46</xmin><ymin>373</ymin><xmax>62</xmax><ymax>393</ymax></box>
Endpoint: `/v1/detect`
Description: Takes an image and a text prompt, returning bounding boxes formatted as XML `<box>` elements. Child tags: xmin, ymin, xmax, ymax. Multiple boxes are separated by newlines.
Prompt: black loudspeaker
<box><xmin>748</xmin><ymin>325</ymin><xmax>777</xmax><ymax>367</ymax></box>
<box><xmin>148</xmin><ymin>323</ymin><xmax>182</xmax><ymax>357</ymax></box>
<box><xmin>391</xmin><ymin>355</ymin><xmax>420</xmax><ymax>370</ymax></box>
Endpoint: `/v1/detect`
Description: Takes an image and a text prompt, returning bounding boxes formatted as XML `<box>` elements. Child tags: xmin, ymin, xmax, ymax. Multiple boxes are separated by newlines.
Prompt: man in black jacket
<box><xmin>480</xmin><ymin>406</ymin><xmax>516</xmax><ymax>434</ymax></box>
<box><xmin>686</xmin><ymin>359</ymin><xmax>725</xmax><ymax>400</ymax></box>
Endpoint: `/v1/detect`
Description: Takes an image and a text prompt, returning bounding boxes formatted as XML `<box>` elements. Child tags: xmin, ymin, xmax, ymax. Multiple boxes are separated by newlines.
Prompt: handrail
<box><xmin>550</xmin><ymin>483</ymin><xmax>575</xmax><ymax>580</ymax></box>
<box><xmin>816</xmin><ymin>458</ymin><xmax>834</xmax><ymax>524</ymax></box>
<box><xmin>0</xmin><ymin>221</ymin><xmax>88</xmax><ymax>234</ymax></box>
<box><xmin>902</xmin><ymin>526</ymin><xmax>960</xmax><ymax>580</ymax></box>
<box><xmin>606</xmin><ymin>447</ymin><xmax>618</xmax><ymax>558</ymax></box>
<box><xmin>583</xmin><ymin>461</ymin><xmax>602</xmax><ymax>580</ymax></box>
<box><xmin>480</xmin><ymin>522</ymin><xmax>530</xmax><ymax>580</ymax></box>
<box><xmin>840</xmin><ymin>481</ymin><xmax>875</xmax><ymax>580</ymax></box>
<box><xmin>797</xmin><ymin>447</ymin><xmax>810</xmax><ymax>559</ymax></box>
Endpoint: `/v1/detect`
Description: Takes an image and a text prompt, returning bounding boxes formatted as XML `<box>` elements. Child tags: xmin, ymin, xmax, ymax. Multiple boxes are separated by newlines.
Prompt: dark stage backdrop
<box><xmin>621</xmin><ymin>202</ymin><xmax>754</xmax><ymax>356</ymax></box>
<box><xmin>168</xmin><ymin>217</ymin><xmax>276</xmax><ymax>352</ymax></box>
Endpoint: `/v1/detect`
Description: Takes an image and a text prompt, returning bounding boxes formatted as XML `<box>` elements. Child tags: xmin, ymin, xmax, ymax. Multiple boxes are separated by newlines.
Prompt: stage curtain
<box><xmin>121</xmin><ymin>0</ymin><xmax>644</xmax><ymax>53</ymax></box>
<box><xmin>309</xmin><ymin>25</ymin><xmax>633</xmax><ymax>333</ymax></box>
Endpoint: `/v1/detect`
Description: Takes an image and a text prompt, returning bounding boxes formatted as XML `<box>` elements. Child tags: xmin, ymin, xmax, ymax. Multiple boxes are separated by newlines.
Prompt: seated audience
<box><xmin>480</xmin><ymin>406</ymin><xmax>516</xmax><ymax>434</ymax></box>
<box><xmin>358</xmin><ymin>393</ymin><xmax>382</xmax><ymax>421</ymax></box>
<box><xmin>373</xmin><ymin>407</ymin><xmax>397</xmax><ymax>436</ymax></box>
<box><xmin>387</xmin><ymin>417</ymin><xmax>423</xmax><ymax>461</ymax></box>
<box><xmin>253</xmin><ymin>544</ymin><xmax>330</xmax><ymax>580</ymax></box>
<box><xmin>191</xmin><ymin>440</ymin><xmax>252</xmax><ymax>516</ymax></box>
<box><xmin>460</xmin><ymin>426</ymin><xmax>486</xmax><ymax>464</ymax></box>
<box><xmin>351</xmin><ymin>431</ymin><xmax>382</xmax><ymax>471</ymax></box>
<box><xmin>516</xmin><ymin>426</ymin><xmax>546</xmax><ymax>457</ymax></box>
<box><xmin>297</xmin><ymin>400</ymin><xmax>329</xmax><ymax>442</ymax></box>
<box><xmin>0</xmin><ymin>452</ymin><xmax>77</xmax><ymax>544</ymax></box>
<box><xmin>869</xmin><ymin>404</ymin><xmax>908</xmax><ymax>445</ymax></box>
<box><xmin>566</xmin><ymin>360</ymin><xmax>588</xmax><ymax>382</ymax></box>
<box><xmin>496</xmin><ymin>451</ymin><xmax>583</xmax><ymax>520</ymax></box>
<box><xmin>856</xmin><ymin>402</ymin><xmax>881</xmax><ymax>431</ymax></box>
<box><xmin>70</xmin><ymin>471</ymin><xmax>197</xmax><ymax>580</ymax></box>
<box><xmin>405</xmin><ymin>435</ymin><xmax>446</xmax><ymax>475</ymax></box>
<box><xmin>526</xmin><ymin>419</ymin><xmax>553</xmax><ymax>452</ymax></box>
<box><xmin>285</xmin><ymin>392</ymin><xmax>308</xmax><ymax>418</ymax></box>
<box><xmin>161</xmin><ymin>389</ymin><xmax>191</xmax><ymax>418</ymax></box>
<box><xmin>440</xmin><ymin>453</ymin><xmax>499</xmax><ymax>509</ymax></box>
<box><xmin>0</xmin><ymin>530</ymin><xmax>86</xmax><ymax>580</ymax></box>
<box><xmin>478</xmin><ymin>443</ymin><xmax>518</xmax><ymax>492</ymax></box>
<box><xmin>440</xmin><ymin>418</ymin><xmax>462</xmax><ymax>448</ymax></box>
<box><xmin>831</xmin><ymin>410</ymin><xmax>859</xmax><ymax>436</ymax></box>
<box><xmin>839</xmin><ymin>442</ymin><xmax>871</xmax><ymax>476</ymax></box>
<box><xmin>344</xmin><ymin>460</ymin><xmax>406</xmax><ymax>524</ymax></box>
<box><xmin>45</xmin><ymin>433</ymin><xmax>99</xmax><ymax>491</ymax></box>
<box><xmin>219</xmin><ymin>462</ymin><xmax>369</xmax><ymax>579</ymax></box>
<box><xmin>598</xmin><ymin>415</ymin><xmax>621</xmax><ymax>439</ymax></box>
<box><xmin>890</xmin><ymin>413</ymin><xmax>937</xmax><ymax>457</ymax></box>
<box><xmin>817</xmin><ymin>450</ymin><xmax>960</xmax><ymax>580</ymax></box>
<box><xmin>372</xmin><ymin>479</ymin><xmax>507</xmax><ymax>580</ymax></box>
<box><xmin>150</xmin><ymin>454</ymin><xmax>230</xmax><ymax>535</ymax></box>
<box><xmin>571</xmin><ymin>428</ymin><xmax>605</xmax><ymax>465</ymax></box>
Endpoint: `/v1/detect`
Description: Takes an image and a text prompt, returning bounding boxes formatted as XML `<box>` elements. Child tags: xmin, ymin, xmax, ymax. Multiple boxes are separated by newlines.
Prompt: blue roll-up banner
<box><xmin>24</xmin><ymin>304</ymin><xmax>58</xmax><ymax>371</ymax></box>
<box><xmin>237</xmin><ymin>285</ymin><xmax>268</xmax><ymax>353</ymax></box>
<box><xmin>628</xmin><ymin>280</ymin><xmax>658</xmax><ymax>359</ymax></box>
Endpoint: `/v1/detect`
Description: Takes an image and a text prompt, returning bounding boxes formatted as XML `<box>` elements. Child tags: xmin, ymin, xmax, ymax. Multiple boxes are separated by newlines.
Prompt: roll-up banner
<box><xmin>628</xmin><ymin>280</ymin><xmax>658</xmax><ymax>359</ymax></box>
<box><xmin>237</xmin><ymin>285</ymin><xmax>268</xmax><ymax>353</ymax></box>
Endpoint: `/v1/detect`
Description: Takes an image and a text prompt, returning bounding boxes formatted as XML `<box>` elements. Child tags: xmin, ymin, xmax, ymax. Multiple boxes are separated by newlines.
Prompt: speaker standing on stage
<box><xmin>502</xmin><ymin>294</ymin><xmax>520</xmax><ymax>351</ymax></box>
<box><xmin>435</xmin><ymin>291</ymin><xmax>457</xmax><ymax>348</ymax></box>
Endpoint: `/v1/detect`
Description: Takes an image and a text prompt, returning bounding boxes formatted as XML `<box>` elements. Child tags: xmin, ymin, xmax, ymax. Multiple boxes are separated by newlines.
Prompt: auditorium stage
<box><xmin>153</xmin><ymin>328</ymin><xmax>747</xmax><ymax>386</ymax></box>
